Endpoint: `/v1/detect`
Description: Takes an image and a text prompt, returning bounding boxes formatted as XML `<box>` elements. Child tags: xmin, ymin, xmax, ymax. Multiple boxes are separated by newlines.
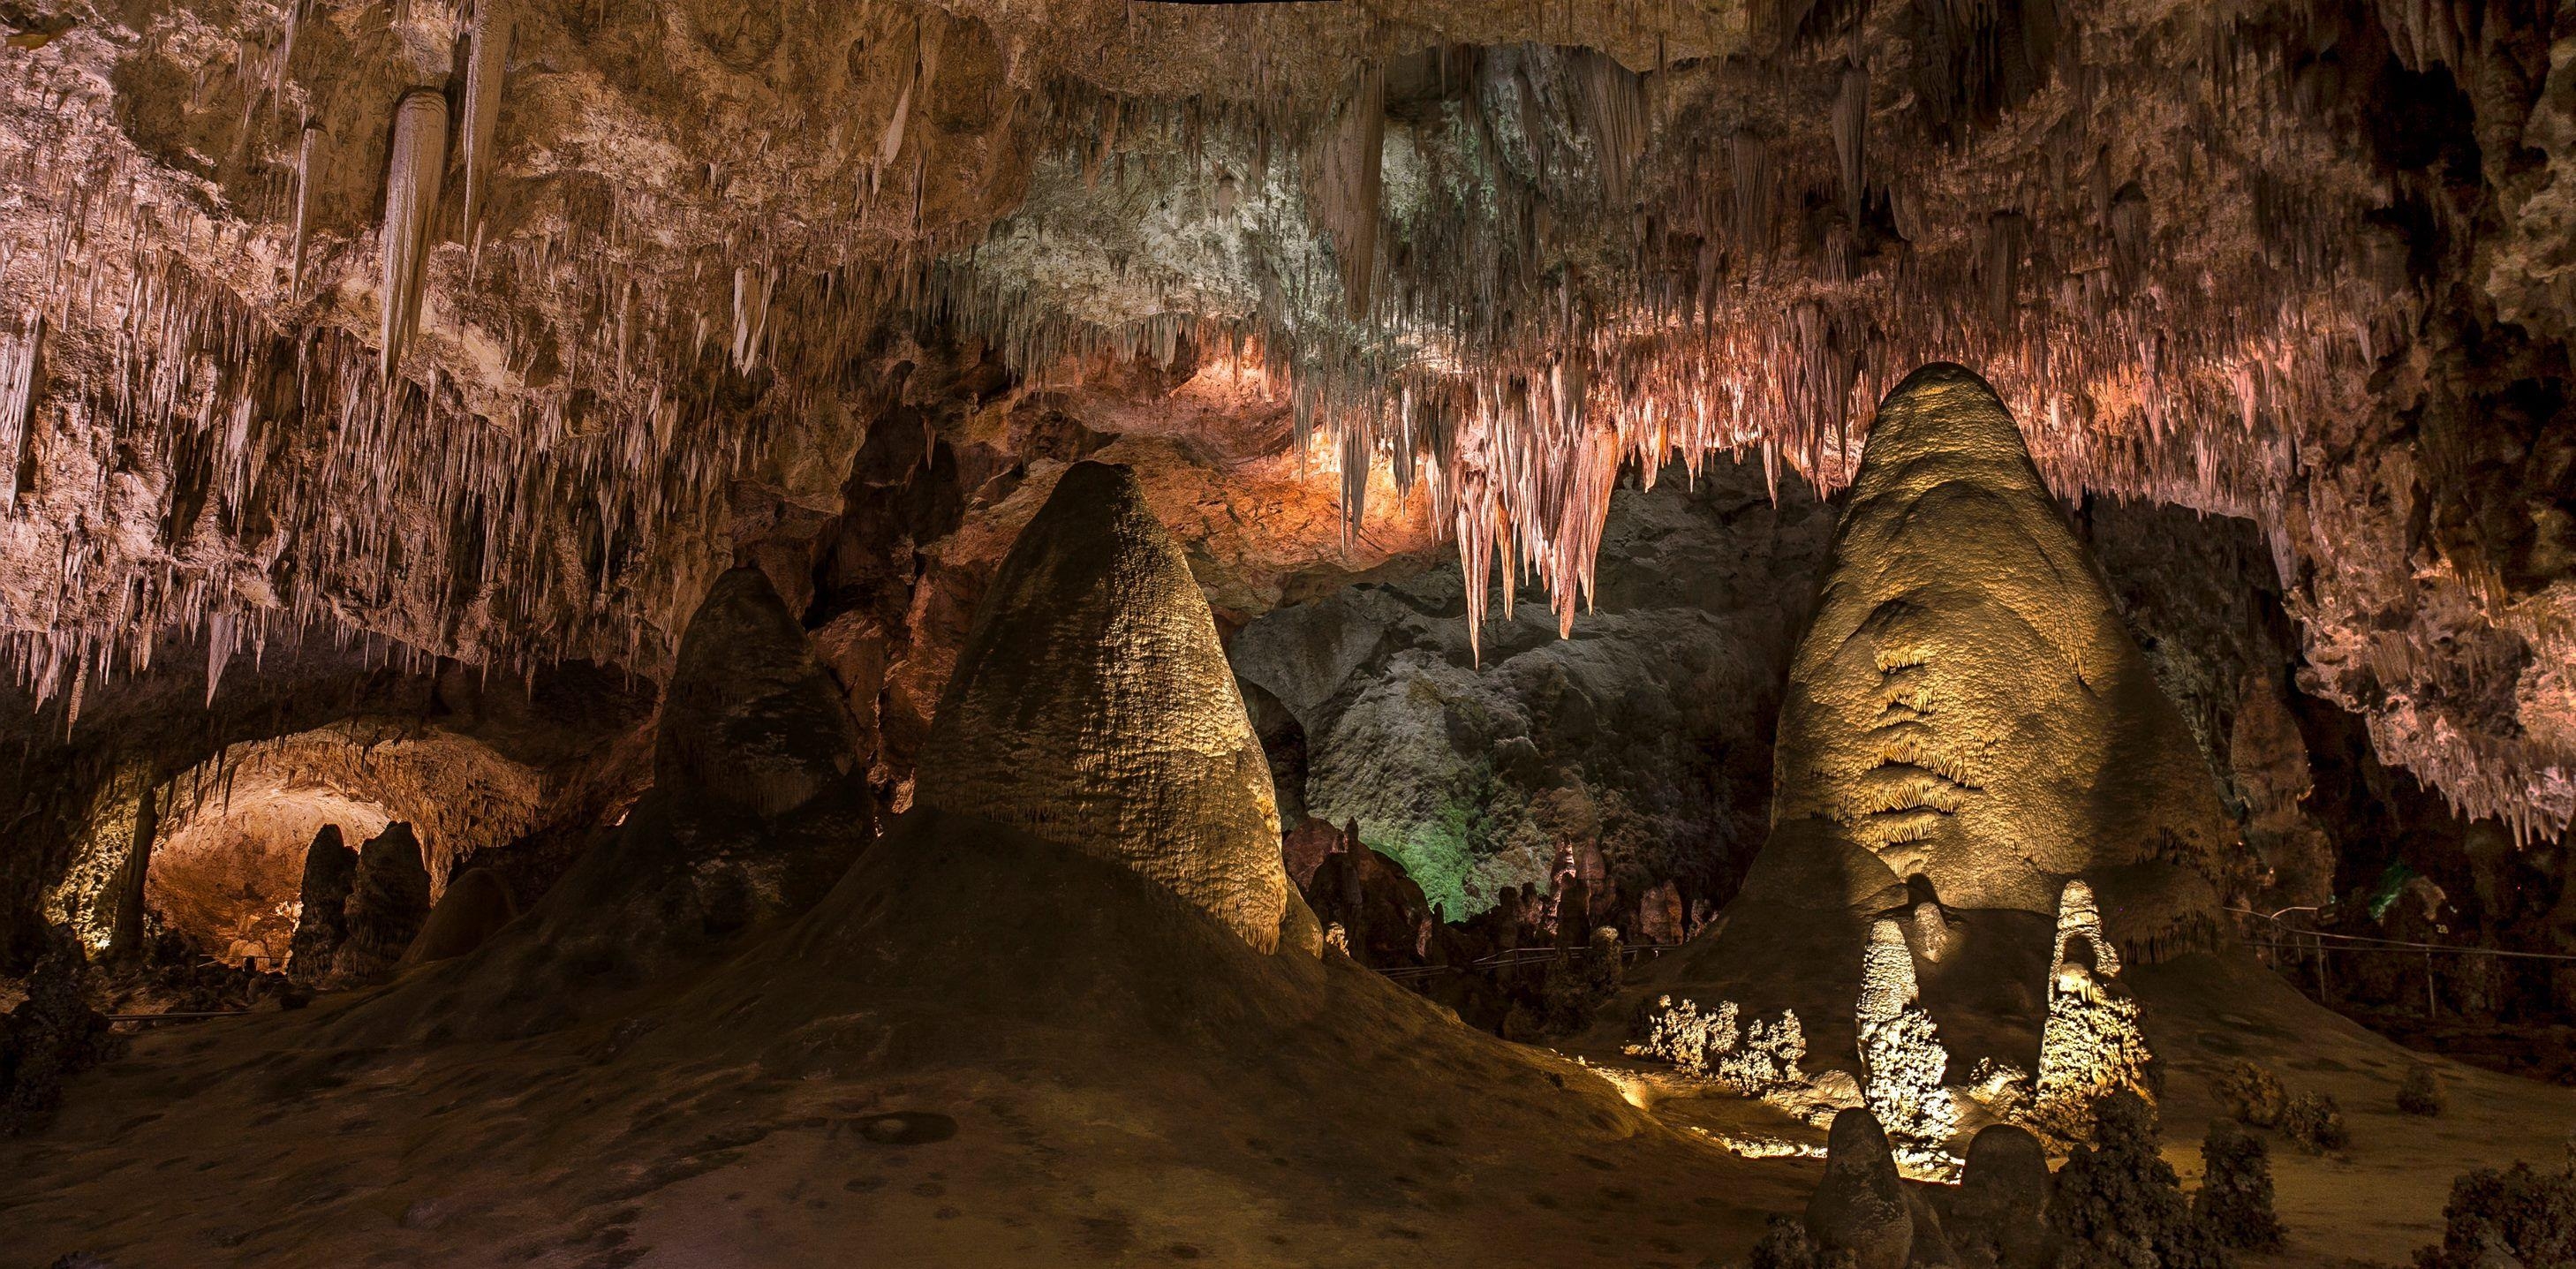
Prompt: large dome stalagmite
<box><xmin>915</xmin><ymin>460</ymin><xmax>1310</xmax><ymax>955</ymax></box>
<box><xmin>1773</xmin><ymin>362</ymin><xmax>2237</xmax><ymax>934</ymax></box>
<box><xmin>1643</xmin><ymin>363</ymin><xmax>2238</xmax><ymax>1067</ymax></box>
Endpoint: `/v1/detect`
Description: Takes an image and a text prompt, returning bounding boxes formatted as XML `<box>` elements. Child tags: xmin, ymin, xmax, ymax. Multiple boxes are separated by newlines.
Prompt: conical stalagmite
<box><xmin>1636</xmin><ymin>362</ymin><xmax>2232</xmax><ymax>1070</ymax></box>
<box><xmin>915</xmin><ymin>460</ymin><xmax>1308</xmax><ymax>955</ymax></box>
<box><xmin>657</xmin><ymin>565</ymin><xmax>863</xmax><ymax>820</ymax></box>
<box><xmin>1769</xmin><ymin>361</ymin><xmax>2231</xmax><ymax>929</ymax></box>
<box><xmin>286</xmin><ymin>824</ymin><xmax>356</xmax><ymax>984</ymax></box>
<box><xmin>328</xmin><ymin>823</ymin><xmax>431</xmax><ymax>986</ymax></box>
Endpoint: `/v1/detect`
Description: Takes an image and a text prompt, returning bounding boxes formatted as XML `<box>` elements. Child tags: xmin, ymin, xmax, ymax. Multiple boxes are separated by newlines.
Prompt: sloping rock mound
<box><xmin>915</xmin><ymin>460</ymin><xmax>1306</xmax><ymax>954</ymax></box>
<box><xmin>285</xmin><ymin>825</ymin><xmax>357</xmax><ymax>984</ymax></box>
<box><xmin>0</xmin><ymin>806</ymin><xmax>1819</xmax><ymax>1265</ymax></box>
<box><xmin>399</xmin><ymin>869</ymin><xmax>517</xmax><ymax>969</ymax></box>
<box><xmin>324</xmin><ymin>567</ymin><xmax>872</xmax><ymax>1039</ymax></box>
<box><xmin>326</xmin><ymin>824</ymin><xmax>432</xmax><ymax>987</ymax></box>
<box><xmin>1630</xmin><ymin>363</ymin><xmax>2238</xmax><ymax>1069</ymax></box>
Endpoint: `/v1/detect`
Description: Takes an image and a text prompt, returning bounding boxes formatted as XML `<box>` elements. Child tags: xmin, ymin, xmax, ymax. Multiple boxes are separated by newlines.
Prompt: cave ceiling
<box><xmin>0</xmin><ymin>0</ymin><xmax>2568</xmax><ymax>840</ymax></box>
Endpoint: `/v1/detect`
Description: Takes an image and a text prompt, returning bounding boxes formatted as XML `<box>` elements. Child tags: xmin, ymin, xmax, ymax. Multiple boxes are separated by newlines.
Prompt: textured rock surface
<box><xmin>916</xmin><ymin>460</ymin><xmax>1301</xmax><ymax>954</ymax></box>
<box><xmin>1771</xmin><ymin>363</ymin><xmax>2236</xmax><ymax>925</ymax></box>
<box><xmin>1636</xmin><ymin>365</ymin><xmax>2243</xmax><ymax>1074</ymax></box>
<box><xmin>284</xmin><ymin>825</ymin><xmax>358</xmax><ymax>983</ymax></box>
<box><xmin>326</xmin><ymin>822</ymin><xmax>432</xmax><ymax>986</ymax></box>
<box><xmin>397</xmin><ymin>868</ymin><xmax>515</xmax><ymax>969</ymax></box>
<box><xmin>1805</xmin><ymin>1107</ymin><xmax>1913</xmax><ymax>1269</ymax></box>
<box><xmin>1943</xmin><ymin>1124</ymin><xmax>2055</xmax><ymax>1269</ymax></box>
<box><xmin>1232</xmin><ymin>452</ymin><xmax>1832</xmax><ymax>918</ymax></box>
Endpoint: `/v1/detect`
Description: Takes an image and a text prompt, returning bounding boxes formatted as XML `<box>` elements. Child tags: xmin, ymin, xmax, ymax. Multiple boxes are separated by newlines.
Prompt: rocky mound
<box><xmin>322</xmin><ymin>565</ymin><xmax>873</xmax><ymax>1041</ymax></box>
<box><xmin>1628</xmin><ymin>362</ymin><xmax>2240</xmax><ymax>1070</ymax></box>
<box><xmin>915</xmin><ymin>460</ymin><xmax>1310</xmax><ymax>955</ymax></box>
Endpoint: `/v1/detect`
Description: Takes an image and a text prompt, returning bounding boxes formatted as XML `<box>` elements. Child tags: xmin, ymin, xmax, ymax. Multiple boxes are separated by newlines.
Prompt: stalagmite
<box><xmin>380</xmin><ymin>90</ymin><xmax>449</xmax><ymax>385</ymax></box>
<box><xmin>1631</xmin><ymin>363</ymin><xmax>2232</xmax><ymax>1082</ymax></box>
<box><xmin>655</xmin><ymin>566</ymin><xmax>862</xmax><ymax>820</ymax></box>
<box><xmin>1855</xmin><ymin>919</ymin><xmax>1958</xmax><ymax>1161</ymax></box>
<box><xmin>2029</xmin><ymin>880</ymin><xmax>2154</xmax><ymax>1141</ymax></box>
<box><xmin>915</xmin><ymin>461</ymin><xmax>1311</xmax><ymax>956</ymax></box>
<box><xmin>398</xmin><ymin>868</ymin><xmax>515</xmax><ymax>967</ymax></box>
<box><xmin>1806</xmin><ymin>1107</ymin><xmax>1914</xmax><ymax>1269</ymax></box>
<box><xmin>287</xmin><ymin>825</ymin><xmax>357</xmax><ymax>984</ymax></box>
<box><xmin>458</xmin><ymin>4</ymin><xmax>512</xmax><ymax>253</ymax></box>
<box><xmin>328</xmin><ymin>823</ymin><xmax>432</xmax><ymax>986</ymax></box>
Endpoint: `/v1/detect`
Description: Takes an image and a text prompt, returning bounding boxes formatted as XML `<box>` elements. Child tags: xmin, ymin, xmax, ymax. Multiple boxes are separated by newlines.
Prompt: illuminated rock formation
<box><xmin>1772</xmin><ymin>362</ymin><xmax>2235</xmax><ymax>929</ymax></box>
<box><xmin>1855</xmin><ymin>918</ymin><xmax>1958</xmax><ymax>1160</ymax></box>
<box><xmin>2029</xmin><ymin>881</ymin><xmax>2155</xmax><ymax>1141</ymax></box>
<box><xmin>327</xmin><ymin>823</ymin><xmax>431</xmax><ymax>986</ymax></box>
<box><xmin>284</xmin><ymin>825</ymin><xmax>357</xmax><ymax>985</ymax></box>
<box><xmin>915</xmin><ymin>461</ymin><xmax>1310</xmax><ymax>956</ymax></box>
<box><xmin>1643</xmin><ymin>363</ymin><xmax>2234</xmax><ymax>1071</ymax></box>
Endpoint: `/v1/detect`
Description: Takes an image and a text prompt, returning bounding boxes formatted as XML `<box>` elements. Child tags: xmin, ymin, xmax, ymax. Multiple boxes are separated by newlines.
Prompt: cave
<box><xmin>2</xmin><ymin>0</ymin><xmax>2574</xmax><ymax>1265</ymax></box>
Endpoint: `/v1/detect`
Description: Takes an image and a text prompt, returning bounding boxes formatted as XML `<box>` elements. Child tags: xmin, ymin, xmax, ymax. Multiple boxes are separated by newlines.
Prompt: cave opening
<box><xmin>146</xmin><ymin>785</ymin><xmax>393</xmax><ymax>970</ymax></box>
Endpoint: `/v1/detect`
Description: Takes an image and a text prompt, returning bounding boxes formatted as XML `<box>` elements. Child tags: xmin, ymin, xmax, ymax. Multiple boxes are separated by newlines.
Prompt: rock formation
<box><xmin>327</xmin><ymin>824</ymin><xmax>432</xmax><ymax>986</ymax></box>
<box><xmin>326</xmin><ymin>566</ymin><xmax>873</xmax><ymax>1039</ymax></box>
<box><xmin>915</xmin><ymin>461</ymin><xmax>1310</xmax><ymax>955</ymax></box>
<box><xmin>0</xmin><ymin>926</ymin><xmax>117</xmax><ymax>1136</ymax></box>
<box><xmin>1944</xmin><ymin>1123</ymin><xmax>2057</xmax><ymax>1268</ymax></box>
<box><xmin>1855</xmin><ymin>918</ymin><xmax>1958</xmax><ymax>1161</ymax></box>
<box><xmin>1302</xmin><ymin>827</ymin><xmax>1437</xmax><ymax>968</ymax></box>
<box><xmin>398</xmin><ymin>870</ymin><xmax>515</xmax><ymax>969</ymax></box>
<box><xmin>1639</xmin><ymin>363</ymin><xmax>2237</xmax><ymax>1072</ymax></box>
<box><xmin>1770</xmin><ymin>362</ymin><xmax>2235</xmax><ymax>933</ymax></box>
<box><xmin>1805</xmin><ymin>1107</ymin><xmax>1914</xmax><ymax>1269</ymax></box>
<box><xmin>656</xmin><ymin>566</ymin><xmax>865</xmax><ymax>821</ymax></box>
<box><xmin>2029</xmin><ymin>881</ymin><xmax>2154</xmax><ymax>1139</ymax></box>
<box><xmin>285</xmin><ymin>825</ymin><xmax>358</xmax><ymax>985</ymax></box>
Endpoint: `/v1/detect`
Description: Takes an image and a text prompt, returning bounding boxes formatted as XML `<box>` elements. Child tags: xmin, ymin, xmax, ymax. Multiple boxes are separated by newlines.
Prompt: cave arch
<box><xmin>140</xmin><ymin>722</ymin><xmax>547</xmax><ymax>965</ymax></box>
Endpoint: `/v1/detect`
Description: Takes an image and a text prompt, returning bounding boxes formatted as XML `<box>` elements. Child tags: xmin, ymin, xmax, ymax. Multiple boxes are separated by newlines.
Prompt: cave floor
<box><xmin>6</xmin><ymin>907</ymin><xmax>2570</xmax><ymax>1268</ymax></box>
<box><xmin>1540</xmin><ymin>951</ymin><xmax>2576</xmax><ymax>1266</ymax></box>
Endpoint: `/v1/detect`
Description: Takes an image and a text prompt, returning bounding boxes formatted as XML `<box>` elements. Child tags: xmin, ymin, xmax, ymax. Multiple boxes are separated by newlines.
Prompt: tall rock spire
<box><xmin>915</xmin><ymin>461</ymin><xmax>1307</xmax><ymax>955</ymax></box>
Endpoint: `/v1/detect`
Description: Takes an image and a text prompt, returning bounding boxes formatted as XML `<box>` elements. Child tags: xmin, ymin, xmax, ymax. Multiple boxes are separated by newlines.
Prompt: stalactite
<box><xmin>1833</xmin><ymin>59</ymin><xmax>1868</xmax><ymax>226</ymax></box>
<box><xmin>380</xmin><ymin>90</ymin><xmax>449</xmax><ymax>386</ymax></box>
<box><xmin>458</xmin><ymin>4</ymin><xmax>512</xmax><ymax>254</ymax></box>
<box><xmin>290</xmin><ymin>125</ymin><xmax>322</xmax><ymax>298</ymax></box>
<box><xmin>1312</xmin><ymin>62</ymin><xmax>1387</xmax><ymax>321</ymax></box>
<box><xmin>2107</xmin><ymin>180</ymin><xmax>2149</xmax><ymax>296</ymax></box>
<box><xmin>0</xmin><ymin>313</ymin><xmax>37</xmax><ymax>511</ymax></box>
